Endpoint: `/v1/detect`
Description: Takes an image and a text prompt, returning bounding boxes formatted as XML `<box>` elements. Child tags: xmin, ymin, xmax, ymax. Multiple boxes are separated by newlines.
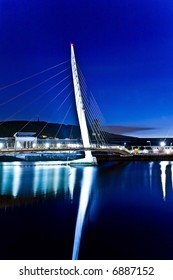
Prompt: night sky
<box><xmin>0</xmin><ymin>0</ymin><xmax>173</xmax><ymax>137</ymax></box>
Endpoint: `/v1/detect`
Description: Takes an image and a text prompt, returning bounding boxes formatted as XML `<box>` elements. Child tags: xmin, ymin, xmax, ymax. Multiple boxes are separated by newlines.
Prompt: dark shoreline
<box><xmin>0</xmin><ymin>153</ymin><xmax>173</xmax><ymax>164</ymax></box>
<box><xmin>96</xmin><ymin>153</ymin><xmax>173</xmax><ymax>163</ymax></box>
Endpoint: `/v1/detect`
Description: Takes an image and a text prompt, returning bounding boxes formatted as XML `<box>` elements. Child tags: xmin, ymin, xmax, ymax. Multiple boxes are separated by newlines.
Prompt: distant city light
<box><xmin>160</xmin><ymin>141</ymin><xmax>166</xmax><ymax>147</ymax></box>
<box><xmin>45</xmin><ymin>142</ymin><xmax>50</xmax><ymax>148</ymax></box>
<box><xmin>153</xmin><ymin>148</ymin><xmax>159</xmax><ymax>153</ymax></box>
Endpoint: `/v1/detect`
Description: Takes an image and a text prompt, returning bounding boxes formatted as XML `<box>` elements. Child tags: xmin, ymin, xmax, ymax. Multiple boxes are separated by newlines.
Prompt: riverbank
<box><xmin>0</xmin><ymin>152</ymin><xmax>173</xmax><ymax>164</ymax></box>
<box><xmin>96</xmin><ymin>153</ymin><xmax>173</xmax><ymax>163</ymax></box>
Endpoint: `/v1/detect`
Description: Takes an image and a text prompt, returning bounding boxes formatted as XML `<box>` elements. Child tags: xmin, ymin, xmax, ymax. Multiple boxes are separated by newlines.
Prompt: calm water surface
<box><xmin>0</xmin><ymin>161</ymin><xmax>173</xmax><ymax>260</ymax></box>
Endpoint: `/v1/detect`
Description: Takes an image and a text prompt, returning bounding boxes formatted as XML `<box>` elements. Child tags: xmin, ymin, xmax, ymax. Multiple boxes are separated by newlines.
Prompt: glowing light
<box><xmin>33</xmin><ymin>143</ymin><xmax>37</xmax><ymax>148</ymax></box>
<box><xmin>45</xmin><ymin>142</ymin><xmax>50</xmax><ymax>148</ymax></box>
<box><xmin>0</xmin><ymin>143</ymin><xmax>3</xmax><ymax>149</ymax></box>
<box><xmin>153</xmin><ymin>148</ymin><xmax>159</xmax><ymax>153</ymax></box>
<box><xmin>160</xmin><ymin>141</ymin><xmax>166</xmax><ymax>147</ymax></box>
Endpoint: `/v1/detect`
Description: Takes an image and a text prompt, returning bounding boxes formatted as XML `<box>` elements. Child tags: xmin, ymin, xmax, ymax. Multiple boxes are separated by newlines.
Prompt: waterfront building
<box><xmin>14</xmin><ymin>132</ymin><xmax>37</xmax><ymax>148</ymax></box>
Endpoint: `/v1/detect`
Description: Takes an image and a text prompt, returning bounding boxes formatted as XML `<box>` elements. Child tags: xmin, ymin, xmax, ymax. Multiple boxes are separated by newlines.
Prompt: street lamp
<box><xmin>147</xmin><ymin>140</ymin><xmax>151</xmax><ymax>146</ymax></box>
<box><xmin>160</xmin><ymin>141</ymin><xmax>166</xmax><ymax>147</ymax></box>
<box><xmin>45</xmin><ymin>142</ymin><xmax>50</xmax><ymax>149</ymax></box>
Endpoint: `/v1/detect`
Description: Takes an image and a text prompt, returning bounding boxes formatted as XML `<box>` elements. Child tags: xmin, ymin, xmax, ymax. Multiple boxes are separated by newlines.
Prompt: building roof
<box><xmin>14</xmin><ymin>132</ymin><xmax>37</xmax><ymax>137</ymax></box>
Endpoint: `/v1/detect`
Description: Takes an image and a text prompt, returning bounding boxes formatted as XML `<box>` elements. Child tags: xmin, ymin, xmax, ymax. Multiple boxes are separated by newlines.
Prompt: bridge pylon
<box><xmin>70</xmin><ymin>44</ymin><xmax>97</xmax><ymax>165</ymax></box>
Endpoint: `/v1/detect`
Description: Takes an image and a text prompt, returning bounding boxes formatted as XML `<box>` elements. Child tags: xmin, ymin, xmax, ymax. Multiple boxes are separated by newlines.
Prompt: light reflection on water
<box><xmin>68</xmin><ymin>168</ymin><xmax>76</xmax><ymax>200</ymax></box>
<box><xmin>72</xmin><ymin>167</ymin><xmax>96</xmax><ymax>260</ymax></box>
<box><xmin>1</xmin><ymin>161</ymin><xmax>173</xmax><ymax>259</ymax></box>
<box><xmin>0</xmin><ymin>161</ymin><xmax>173</xmax><ymax>200</ymax></box>
<box><xmin>160</xmin><ymin>161</ymin><xmax>169</xmax><ymax>200</ymax></box>
<box><xmin>0</xmin><ymin>163</ymin><xmax>77</xmax><ymax>199</ymax></box>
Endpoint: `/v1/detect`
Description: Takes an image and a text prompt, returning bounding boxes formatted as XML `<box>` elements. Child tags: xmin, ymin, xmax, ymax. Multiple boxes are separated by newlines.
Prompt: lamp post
<box><xmin>160</xmin><ymin>141</ymin><xmax>166</xmax><ymax>147</ymax></box>
<box><xmin>159</xmin><ymin>141</ymin><xmax>166</xmax><ymax>153</ymax></box>
<box><xmin>147</xmin><ymin>140</ymin><xmax>151</xmax><ymax>146</ymax></box>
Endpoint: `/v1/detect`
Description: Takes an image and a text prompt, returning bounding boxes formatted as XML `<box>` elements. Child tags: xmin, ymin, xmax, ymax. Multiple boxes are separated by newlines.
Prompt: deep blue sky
<box><xmin>0</xmin><ymin>0</ymin><xmax>173</xmax><ymax>137</ymax></box>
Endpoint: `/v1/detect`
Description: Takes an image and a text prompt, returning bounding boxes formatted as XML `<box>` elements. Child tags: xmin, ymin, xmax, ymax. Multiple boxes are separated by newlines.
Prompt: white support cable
<box><xmin>0</xmin><ymin>74</ymin><xmax>71</xmax><ymax>127</ymax></box>
<box><xmin>89</xmin><ymin>92</ymin><xmax>109</xmax><ymax>143</ymax></box>
<box><xmin>0</xmin><ymin>60</ymin><xmax>70</xmax><ymax>92</ymax></box>
<box><xmin>26</xmin><ymin>82</ymin><xmax>72</xmax><ymax>136</ymax></box>
<box><xmin>0</xmin><ymin>68</ymin><xmax>70</xmax><ymax>107</ymax></box>
<box><xmin>16</xmin><ymin>76</ymin><xmax>72</xmax><ymax>132</ymax></box>
<box><xmin>75</xmin><ymin>87</ymin><xmax>92</xmax><ymax>143</ymax></box>
<box><xmin>78</xmin><ymin>69</ymin><xmax>108</xmax><ymax>145</ymax></box>
<box><xmin>80</xmin><ymin>87</ymin><xmax>102</xmax><ymax>144</ymax></box>
<box><xmin>77</xmin><ymin>67</ymin><xmax>103</xmax><ymax>122</ymax></box>
<box><xmin>77</xmin><ymin>67</ymin><xmax>106</xmax><ymax>145</ymax></box>
<box><xmin>69</xmin><ymin>124</ymin><xmax>74</xmax><ymax>139</ymax></box>
<box><xmin>79</xmin><ymin>81</ymin><xmax>102</xmax><ymax>145</ymax></box>
<box><xmin>70</xmin><ymin>75</ymin><xmax>93</xmax><ymax>144</ymax></box>
<box><xmin>55</xmin><ymin>101</ymin><xmax>73</xmax><ymax>138</ymax></box>
<box><xmin>78</xmin><ymin>65</ymin><xmax>105</xmax><ymax>125</ymax></box>
<box><xmin>77</xmin><ymin>73</ymin><xmax>96</xmax><ymax>125</ymax></box>
<box><xmin>39</xmin><ymin>91</ymin><xmax>73</xmax><ymax>137</ymax></box>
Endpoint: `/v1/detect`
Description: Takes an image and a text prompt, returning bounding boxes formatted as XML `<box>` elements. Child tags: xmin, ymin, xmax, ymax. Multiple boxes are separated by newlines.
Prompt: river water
<box><xmin>0</xmin><ymin>161</ymin><xmax>173</xmax><ymax>260</ymax></box>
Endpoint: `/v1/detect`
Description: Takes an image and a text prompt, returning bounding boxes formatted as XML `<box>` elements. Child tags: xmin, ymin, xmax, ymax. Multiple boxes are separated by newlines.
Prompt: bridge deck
<box><xmin>0</xmin><ymin>146</ymin><xmax>130</xmax><ymax>155</ymax></box>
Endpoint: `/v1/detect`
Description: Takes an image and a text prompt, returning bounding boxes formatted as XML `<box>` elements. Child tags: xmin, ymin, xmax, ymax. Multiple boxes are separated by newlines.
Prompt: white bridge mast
<box><xmin>70</xmin><ymin>43</ymin><xmax>97</xmax><ymax>165</ymax></box>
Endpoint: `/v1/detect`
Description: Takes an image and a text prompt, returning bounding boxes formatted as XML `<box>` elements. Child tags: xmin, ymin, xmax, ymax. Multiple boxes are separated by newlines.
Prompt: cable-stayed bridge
<box><xmin>0</xmin><ymin>45</ymin><xmax>130</xmax><ymax>164</ymax></box>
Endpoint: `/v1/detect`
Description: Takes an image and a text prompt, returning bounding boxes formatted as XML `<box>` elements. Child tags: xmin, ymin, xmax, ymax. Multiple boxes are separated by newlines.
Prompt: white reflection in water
<box><xmin>72</xmin><ymin>167</ymin><xmax>95</xmax><ymax>260</ymax></box>
<box><xmin>68</xmin><ymin>167</ymin><xmax>76</xmax><ymax>200</ymax></box>
<box><xmin>33</xmin><ymin>166</ymin><xmax>42</xmax><ymax>196</ymax></box>
<box><xmin>42</xmin><ymin>167</ymin><xmax>50</xmax><ymax>195</ymax></box>
<box><xmin>63</xmin><ymin>168</ymin><xmax>70</xmax><ymax>195</ymax></box>
<box><xmin>52</xmin><ymin>167</ymin><xmax>61</xmax><ymax>195</ymax></box>
<box><xmin>1</xmin><ymin>164</ymin><xmax>13</xmax><ymax>195</ymax></box>
<box><xmin>149</xmin><ymin>162</ymin><xmax>153</xmax><ymax>190</ymax></box>
<box><xmin>160</xmin><ymin>161</ymin><xmax>169</xmax><ymax>201</ymax></box>
<box><xmin>12</xmin><ymin>163</ymin><xmax>22</xmax><ymax>197</ymax></box>
<box><xmin>33</xmin><ymin>165</ymin><xmax>75</xmax><ymax>197</ymax></box>
<box><xmin>0</xmin><ymin>164</ymin><xmax>77</xmax><ymax>199</ymax></box>
<box><xmin>33</xmin><ymin>166</ymin><xmax>66</xmax><ymax>196</ymax></box>
<box><xmin>1</xmin><ymin>163</ymin><xmax>22</xmax><ymax>197</ymax></box>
